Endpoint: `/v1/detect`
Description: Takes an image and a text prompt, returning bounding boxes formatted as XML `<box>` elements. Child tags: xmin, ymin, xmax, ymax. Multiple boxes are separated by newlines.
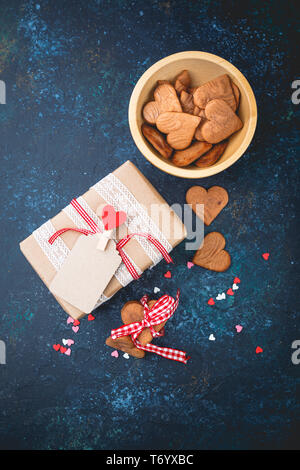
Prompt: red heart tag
<box><xmin>227</xmin><ymin>288</ymin><xmax>234</xmax><ymax>296</ymax></box>
<box><xmin>207</xmin><ymin>298</ymin><xmax>215</xmax><ymax>306</ymax></box>
<box><xmin>164</xmin><ymin>271</ymin><xmax>171</xmax><ymax>278</ymax></box>
<box><xmin>53</xmin><ymin>344</ymin><xmax>60</xmax><ymax>352</ymax></box>
<box><xmin>262</xmin><ymin>253</ymin><xmax>269</xmax><ymax>260</ymax></box>
<box><xmin>102</xmin><ymin>205</ymin><xmax>127</xmax><ymax>231</ymax></box>
<box><xmin>88</xmin><ymin>314</ymin><xmax>95</xmax><ymax>321</ymax></box>
<box><xmin>73</xmin><ymin>319</ymin><xmax>80</xmax><ymax>326</ymax></box>
<box><xmin>234</xmin><ymin>277</ymin><xmax>241</xmax><ymax>284</ymax></box>
<box><xmin>256</xmin><ymin>346</ymin><xmax>263</xmax><ymax>354</ymax></box>
<box><xmin>60</xmin><ymin>346</ymin><xmax>67</xmax><ymax>354</ymax></box>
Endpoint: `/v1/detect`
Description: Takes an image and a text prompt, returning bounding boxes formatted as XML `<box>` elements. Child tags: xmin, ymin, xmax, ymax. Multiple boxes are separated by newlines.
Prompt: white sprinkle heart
<box><xmin>209</xmin><ymin>334</ymin><xmax>216</xmax><ymax>341</ymax></box>
<box><xmin>62</xmin><ymin>339</ymin><xmax>68</xmax><ymax>346</ymax></box>
<box><xmin>216</xmin><ymin>293</ymin><xmax>226</xmax><ymax>300</ymax></box>
<box><xmin>153</xmin><ymin>287</ymin><xmax>160</xmax><ymax>294</ymax></box>
<box><xmin>123</xmin><ymin>353</ymin><xmax>129</xmax><ymax>359</ymax></box>
<box><xmin>232</xmin><ymin>283</ymin><xmax>239</xmax><ymax>291</ymax></box>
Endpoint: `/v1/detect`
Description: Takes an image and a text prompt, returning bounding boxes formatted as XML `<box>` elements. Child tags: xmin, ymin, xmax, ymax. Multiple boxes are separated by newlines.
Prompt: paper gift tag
<box><xmin>50</xmin><ymin>235</ymin><xmax>122</xmax><ymax>313</ymax></box>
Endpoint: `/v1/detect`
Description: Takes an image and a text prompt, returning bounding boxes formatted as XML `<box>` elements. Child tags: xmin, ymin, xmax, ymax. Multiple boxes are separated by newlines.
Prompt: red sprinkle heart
<box><xmin>164</xmin><ymin>271</ymin><xmax>171</xmax><ymax>278</ymax></box>
<box><xmin>234</xmin><ymin>277</ymin><xmax>241</xmax><ymax>284</ymax></box>
<box><xmin>73</xmin><ymin>319</ymin><xmax>80</xmax><ymax>326</ymax></box>
<box><xmin>60</xmin><ymin>346</ymin><xmax>67</xmax><ymax>354</ymax></box>
<box><xmin>53</xmin><ymin>344</ymin><xmax>60</xmax><ymax>352</ymax></box>
<box><xmin>262</xmin><ymin>253</ymin><xmax>269</xmax><ymax>260</ymax></box>
<box><xmin>227</xmin><ymin>288</ymin><xmax>234</xmax><ymax>296</ymax></box>
<box><xmin>207</xmin><ymin>298</ymin><xmax>215</xmax><ymax>306</ymax></box>
<box><xmin>88</xmin><ymin>314</ymin><xmax>95</xmax><ymax>321</ymax></box>
<box><xmin>256</xmin><ymin>346</ymin><xmax>263</xmax><ymax>354</ymax></box>
<box><xmin>102</xmin><ymin>204</ymin><xmax>127</xmax><ymax>231</ymax></box>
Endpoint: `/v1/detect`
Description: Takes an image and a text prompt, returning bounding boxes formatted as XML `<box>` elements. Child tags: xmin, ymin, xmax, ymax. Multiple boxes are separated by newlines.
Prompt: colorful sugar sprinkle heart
<box><xmin>65</xmin><ymin>348</ymin><xmax>71</xmax><ymax>356</ymax></box>
<box><xmin>67</xmin><ymin>316</ymin><xmax>74</xmax><ymax>324</ymax></box>
<box><xmin>256</xmin><ymin>346</ymin><xmax>263</xmax><ymax>354</ymax></box>
<box><xmin>72</xmin><ymin>326</ymin><xmax>79</xmax><ymax>333</ymax></box>
<box><xmin>227</xmin><ymin>288</ymin><xmax>234</xmax><ymax>296</ymax></box>
<box><xmin>232</xmin><ymin>283</ymin><xmax>239</xmax><ymax>291</ymax></box>
<box><xmin>73</xmin><ymin>319</ymin><xmax>80</xmax><ymax>326</ymax></box>
<box><xmin>67</xmin><ymin>339</ymin><xmax>74</xmax><ymax>347</ymax></box>
<box><xmin>164</xmin><ymin>271</ymin><xmax>171</xmax><ymax>278</ymax></box>
<box><xmin>88</xmin><ymin>314</ymin><xmax>95</xmax><ymax>321</ymax></box>
<box><xmin>53</xmin><ymin>344</ymin><xmax>60</xmax><ymax>352</ymax></box>
<box><xmin>208</xmin><ymin>298</ymin><xmax>215</xmax><ymax>306</ymax></box>
<box><xmin>154</xmin><ymin>287</ymin><xmax>160</xmax><ymax>294</ymax></box>
<box><xmin>216</xmin><ymin>293</ymin><xmax>226</xmax><ymax>301</ymax></box>
<box><xmin>209</xmin><ymin>334</ymin><xmax>216</xmax><ymax>341</ymax></box>
<box><xmin>187</xmin><ymin>261</ymin><xmax>194</xmax><ymax>269</ymax></box>
<box><xmin>234</xmin><ymin>277</ymin><xmax>241</xmax><ymax>284</ymax></box>
<box><xmin>111</xmin><ymin>350</ymin><xmax>119</xmax><ymax>358</ymax></box>
<box><xmin>262</xmin><ymin>253</ymin><xmax>270</xmax><ymax>260</ymax></box>
<box><xmin>123</xmin><ymin>353</ymin><xmax>130</xmax><ymax>359</ymax></box>
<box><xmin>235</xmin><ymin>325</ymin><xmax>243</xmax><ymax>333</ymax></box>
<box><xmin>60</xmin><ymin>346</ymin><xmax>67</xmax><ymax>354</ymax></box>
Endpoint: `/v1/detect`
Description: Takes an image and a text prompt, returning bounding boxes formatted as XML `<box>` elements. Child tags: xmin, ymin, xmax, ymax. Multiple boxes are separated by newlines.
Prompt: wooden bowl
<box><xmin>128</xmin><ymin>51</ymin><xmax>257</xmax><ymax>178</ymax></box>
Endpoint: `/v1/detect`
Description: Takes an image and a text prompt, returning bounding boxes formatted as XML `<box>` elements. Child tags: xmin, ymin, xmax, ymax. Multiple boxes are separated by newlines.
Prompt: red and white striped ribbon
<box><xmin>111</xmin><ymin>289</ymin><xmax>190</xmax><ymax>364</ymax></box>
<box><xmin>48</xmin><ymin>198</ymin><xmax>173</xmax><ymax>280</ymax></box>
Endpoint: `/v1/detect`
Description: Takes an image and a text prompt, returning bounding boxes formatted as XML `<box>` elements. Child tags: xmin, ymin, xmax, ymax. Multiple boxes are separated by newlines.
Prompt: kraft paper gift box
<box><xmin>20</xmin><ymin>161</ymin><xmax>186</xmax><ymax>319</ymax></box>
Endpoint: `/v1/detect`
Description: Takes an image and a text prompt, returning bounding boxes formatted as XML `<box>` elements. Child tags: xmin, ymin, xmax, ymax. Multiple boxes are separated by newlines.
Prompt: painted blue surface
<box><xmin>0</xmin><ymin>0</ymin><xmax>299</xmax><ymax>450</ymax></box>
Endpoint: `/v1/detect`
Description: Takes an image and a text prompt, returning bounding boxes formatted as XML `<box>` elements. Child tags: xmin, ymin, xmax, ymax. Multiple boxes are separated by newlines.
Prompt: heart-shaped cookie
<box><xmin>106</xmin><ymin>335</ymin><xmax>145</xmax><ymax>358</ymax></box>
<box><xmin>121</xmin><ymin>299</ymin><xmax>167</xmax><ymax>346</ymax></box>
<box><xmin>201</xmin><ymin>99</ymin><xmax>243</xmax><ymax>144</ymax></box>
<box><xmin>186</xmin><ymin>185</ymin><xmax>228</xmax><ymax>226</ymax></box>
<box><xmin>194</xmin><ymin>140</ymin><xmax>228</xmax><ymax>168</ymax></box>
<box><xmin>106</xmin><ymin>298</ymin><xmax>167</xmax><ymax>358</ymax></box>
<box><xmin>101</xmin><ymin>204</ymin><xmax>127</xmax><ymax>230</ymax></box>
<box><xmin>143</xmin><ymin>83</ymin><xmax>182</xmax><ymax>124</ymax></box>
<box><xmin>156</xmin><ymin>112</ymin><xmax>201</xmax><ymax>150</ymax></box>
<box><xmin>193</xmin><ymin>74</ymin><xmax>237</xmax><ymax>111</ymax></box>
<box><xmin>172</xmin><ymin>141</ymin><xmax>212</xmax><ymax>167</ymax></box>
<box><xmin>141</xmin><ymin>123</ymin><xmax>173</xmax><ymax>159</ymax></box>
<box><xmin>174</xmin><ymin>70</ymin><xmax>191</xmax><ymax>94</ymax></box>
<box><xmin>193</xmin><ymin>232</ymin><xmax>231</xmax><ymax>272</ymax></box>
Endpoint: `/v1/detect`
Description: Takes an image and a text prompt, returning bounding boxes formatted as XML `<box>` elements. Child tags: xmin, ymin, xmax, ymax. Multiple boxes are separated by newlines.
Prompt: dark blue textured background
<box><xmin>0</xmin><ymin>0</ymin><xmax>299</xmax><ymax>450</ymax></box>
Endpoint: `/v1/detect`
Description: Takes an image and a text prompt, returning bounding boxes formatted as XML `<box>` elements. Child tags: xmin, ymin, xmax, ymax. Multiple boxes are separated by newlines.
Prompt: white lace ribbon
<box><xmin>92</xmin><ymin>173</ymin><xmax>172</xmax><ymax>266</ymax></box>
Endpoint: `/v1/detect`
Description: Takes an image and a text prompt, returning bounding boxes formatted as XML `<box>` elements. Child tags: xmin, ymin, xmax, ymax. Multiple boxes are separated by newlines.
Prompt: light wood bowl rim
<box><xmin>128</xmin><ymin>51</ymin><xmax>257</xmax><ymax>179</ymax></box>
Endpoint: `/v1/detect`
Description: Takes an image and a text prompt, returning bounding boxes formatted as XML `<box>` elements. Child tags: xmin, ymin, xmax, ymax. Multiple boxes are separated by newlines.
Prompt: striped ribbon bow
<box><xmin>48</xmin><ymin>198</ymin><xmax>173</xmax><ymax>280</ymax></box>
<box><xmin>111</xmin><ymin>289</ymin><xmax>190</xmax><ymax>364</ymax></box>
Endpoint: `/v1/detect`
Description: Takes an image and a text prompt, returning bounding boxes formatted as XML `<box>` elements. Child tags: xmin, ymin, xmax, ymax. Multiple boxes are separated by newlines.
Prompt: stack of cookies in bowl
<box><xmin>141</xmin><ymin>71</ymin><xmax>243</xmax><ymax>168</ymax></box>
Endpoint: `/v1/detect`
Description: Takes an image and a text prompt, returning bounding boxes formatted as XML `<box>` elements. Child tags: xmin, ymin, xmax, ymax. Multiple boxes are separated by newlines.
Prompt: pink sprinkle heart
<box><xmin>72</xmin><ymin>326</ymin><xmax>79</xmax><ymax>333</ymax></box>
<box><xmin>67</xmin><ymin>316</ymin><xmax>74</xmax><ymax>324</ymax></box>
<box><xmin>164</xmin><ymin>271</ymin><xmax>171</xmax><ymax>278</ymax></box>
<box><xmin>234</xmin><ymin>277</ymin><xmax>241</xmax><ymax>284</ymax></box>
<box><xmin>102</xmin><ymin>205</ymin><xmax>127</xmax><ymax>230</ymax></box>
<box><xmin>262</xmin><ymin>253</ymin><xmax>269</xmax><ymax>260</ymax></box>
<box><xmin>65</xmin><ymin>348</ymin><xmax>71</xmax><ymax>356</ymax></box>
<box><xmin>67</xmin><ymin>339</ymin><xmax>74</xmax><ymax>346</ymax></box>
<box><xmin>187</xmin><ymin>261</ymin><xmax>194</xmax><ymax>269</ymax></box>
<box><xmin>235</xmin><ymin>325</ymin><xmax>243</xmax><ymax>333</ymax></box>
<box><xmin>111</xmin><ymin>350</ymin><xmax>119</xmax><ymax>358</ymax></box>
<box><xmin>207</xmin><ymin>298</ymin><xmax>215</xmax><ymax>306</ymax></box>
<box><xmin>227</xmin><ymin>288</ymin><xmax>234</xmax><ymax>296</ymax></box>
